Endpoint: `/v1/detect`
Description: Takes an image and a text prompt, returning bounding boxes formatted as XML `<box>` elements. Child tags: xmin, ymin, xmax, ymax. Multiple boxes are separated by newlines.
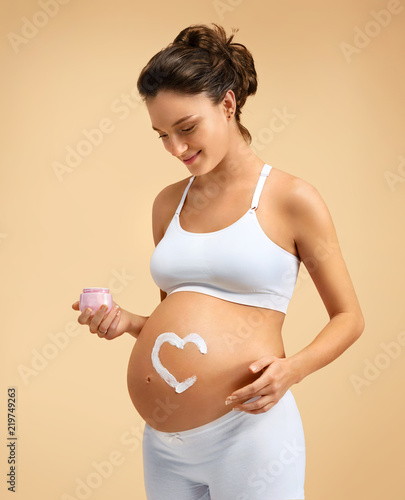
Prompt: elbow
<box><xmin>352</xmin><ymin>310</ymin><xmax>365</xmax><ymax>339</ymax></box>
<box><xmin>332</xmin><ymin>309</ymin><xmax>365</xmax><ymax>339</ymax></box>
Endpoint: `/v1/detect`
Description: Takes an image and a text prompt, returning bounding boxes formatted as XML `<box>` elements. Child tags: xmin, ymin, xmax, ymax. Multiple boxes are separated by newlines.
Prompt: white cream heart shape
<box><xmin>151</xmin><ymin>332</ymin><xmax>208</xmax><ymax>394</ymax></box>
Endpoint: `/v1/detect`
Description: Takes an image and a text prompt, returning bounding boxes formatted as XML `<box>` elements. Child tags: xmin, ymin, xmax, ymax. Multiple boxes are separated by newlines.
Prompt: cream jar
<box><xmin>79</xmin><ymin>287</ymin><xmax>113</xmax><ymax>314</ymax></box>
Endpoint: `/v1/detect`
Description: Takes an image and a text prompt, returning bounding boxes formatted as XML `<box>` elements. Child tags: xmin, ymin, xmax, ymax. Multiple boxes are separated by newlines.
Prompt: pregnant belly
<box><xmin>127</xmin><ymin>292</ymin><xmax>286</xmax><ymax>432</ymax></box>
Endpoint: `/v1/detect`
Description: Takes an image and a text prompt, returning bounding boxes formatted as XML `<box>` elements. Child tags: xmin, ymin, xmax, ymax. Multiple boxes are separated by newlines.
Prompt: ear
<box><xmin>221</xmin><ymin>89</ymin><xmax>236</xmax><ymax>118</ymax></box>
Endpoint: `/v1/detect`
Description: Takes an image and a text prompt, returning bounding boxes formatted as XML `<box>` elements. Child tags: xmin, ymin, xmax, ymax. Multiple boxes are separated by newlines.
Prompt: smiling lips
<box><xmin>182</xmin><ymin>151</ymin><xmax>201</xmax><ymax>165</ymax></box>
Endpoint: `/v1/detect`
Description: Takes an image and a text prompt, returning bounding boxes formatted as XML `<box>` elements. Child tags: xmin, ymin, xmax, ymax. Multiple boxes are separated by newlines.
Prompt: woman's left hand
<box><xmin>225</xmin><ymin>356</ymin><xmax>298</xmax><ymax>414</ymax></box>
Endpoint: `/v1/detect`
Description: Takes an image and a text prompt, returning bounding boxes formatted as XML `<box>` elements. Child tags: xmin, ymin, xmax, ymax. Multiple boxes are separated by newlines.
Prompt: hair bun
<box><xmin>173</xmin><ymin>23</ymin><xmax>231</xmax><ymax>55</ymax></box>
<box><xmin>173</xmin><ymin>24</ymin><xmax>257</xmax><ymax>99</ymax></box>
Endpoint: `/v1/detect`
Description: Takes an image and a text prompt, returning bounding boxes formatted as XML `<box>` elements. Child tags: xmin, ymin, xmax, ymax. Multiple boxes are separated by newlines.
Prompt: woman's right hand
<box><xmin>71</xmin><ymin>301</ymin><xmax>136</xmax><ymax>340</ymax></box>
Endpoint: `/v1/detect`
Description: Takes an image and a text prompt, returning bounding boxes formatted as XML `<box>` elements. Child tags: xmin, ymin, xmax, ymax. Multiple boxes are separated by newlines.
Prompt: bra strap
<box><xmin>251</xmin><ymin>164</ymin><xmax>272</xmax><ymax>210</ymax></box>
<box><xmin>175</xmin><ymin>176</ymin><xmax>195</xmax><ymax>215</ymax></box>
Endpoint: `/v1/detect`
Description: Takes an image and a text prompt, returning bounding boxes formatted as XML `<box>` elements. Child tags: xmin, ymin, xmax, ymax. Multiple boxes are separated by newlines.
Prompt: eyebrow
<box><xmin>151</xmin><ymin>115</ymin><xmax>195</xmax><ymax>132</ymax></box>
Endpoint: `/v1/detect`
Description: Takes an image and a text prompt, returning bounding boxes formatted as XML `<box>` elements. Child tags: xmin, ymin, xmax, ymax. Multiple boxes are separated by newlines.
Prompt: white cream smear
<box><xmin>151</xmin><ymin>332</ymin><xmax>208</xmax><ymax>394</ymax></box>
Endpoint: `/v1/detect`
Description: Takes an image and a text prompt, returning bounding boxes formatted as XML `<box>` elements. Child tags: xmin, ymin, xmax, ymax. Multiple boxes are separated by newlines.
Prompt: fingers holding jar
<box><xmin>71</xmin><ymin>299</ymin><xmax>123</xmax><ymax>340</ymax></box>
<box><xmin>91</xmin><ymin>304</ymin><xmax>121</xmax><ymax>339</ymax></box>
<box><xmin>72</xmin><ymin>286</ymin><xmax>146</xmax><ymax>340</ymax></box>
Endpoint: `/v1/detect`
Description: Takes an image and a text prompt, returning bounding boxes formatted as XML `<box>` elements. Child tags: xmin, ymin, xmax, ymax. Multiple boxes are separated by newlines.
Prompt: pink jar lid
<box><xmin>82</xmin><ymin>288</ymin><xmax>110</xmax><ymax>294</ymax></box>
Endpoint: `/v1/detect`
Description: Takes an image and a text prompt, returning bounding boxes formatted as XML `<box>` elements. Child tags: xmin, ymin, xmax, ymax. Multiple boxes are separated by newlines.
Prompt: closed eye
<box><xmin>158</xmin><ymin>125</ymin><xmax>195</xmax><ymax>140</ymax></box>
<box><xmin>182</xmin><ymin>125</ymin><xmax>195</xmax><ymax>133</ymax></box>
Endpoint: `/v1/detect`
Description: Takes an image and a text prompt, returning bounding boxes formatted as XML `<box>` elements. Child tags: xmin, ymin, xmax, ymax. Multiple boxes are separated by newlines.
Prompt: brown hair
<box><xmin>137</xmin><ymin>23</ymin><xmax>258</xmax><ymax>144</ymax></box>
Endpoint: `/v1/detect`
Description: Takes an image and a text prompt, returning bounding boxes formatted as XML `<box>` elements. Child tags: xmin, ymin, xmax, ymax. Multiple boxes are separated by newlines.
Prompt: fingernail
<box><xmin>85</xmin><ymin>308</ymin><xmax>93</xmax><ymax>315</ymax></box>
<box><xmin>225</xmin><ymin>396</ymin><xmax>236</xmax><ymax>405</ymax></box>
<box><xmin>232</xmin><ymin>407</ymin><xmax>242</xmax><ymax>411</ymax></box>
<box><xmin>251</xmin><ymin>365</ymin><xmax>258</xmax><ymax>372</ymax></box>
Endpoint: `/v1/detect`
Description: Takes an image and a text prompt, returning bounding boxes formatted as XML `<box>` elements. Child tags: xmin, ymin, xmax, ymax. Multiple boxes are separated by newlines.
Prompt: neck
<box><xmin>197</xmin><ymin>131</ymin><xmax>265</xmax><ymax>188</ymax></box>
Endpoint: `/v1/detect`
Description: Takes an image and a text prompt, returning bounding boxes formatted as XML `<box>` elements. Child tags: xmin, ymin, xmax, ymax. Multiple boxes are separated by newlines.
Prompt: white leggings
<box><xmin>142</xmin><ymin>389</ymin><xmax>306</xmax><ymax>500</ymax></box>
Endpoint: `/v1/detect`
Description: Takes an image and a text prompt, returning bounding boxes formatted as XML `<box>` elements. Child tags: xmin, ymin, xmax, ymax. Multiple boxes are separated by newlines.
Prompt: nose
<box><xmin>166</xmin><ymin>136</ymin><xmax>188</xmax><ymax>158</ymax></box>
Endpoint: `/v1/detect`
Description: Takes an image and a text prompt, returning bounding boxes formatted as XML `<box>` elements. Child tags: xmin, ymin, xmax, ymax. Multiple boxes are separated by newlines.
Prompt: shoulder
<box><xmin>269</xmin><ymin>166</ymin><xmax>337</xmax><ymax>252</ymax></box>
<box><xmin>151</xmin><ymin>176</ymin><xmax>192</xmax><ymax>245</ymax></box>
<box><xmin>271</xmin><ymin>167</ymin><xmax>332</xmax><ymax>224</ymax></box>
<box><xmin>152</xmin><ymin>176</ymin><xmax>192</xmax><ymax>215</ymax></box>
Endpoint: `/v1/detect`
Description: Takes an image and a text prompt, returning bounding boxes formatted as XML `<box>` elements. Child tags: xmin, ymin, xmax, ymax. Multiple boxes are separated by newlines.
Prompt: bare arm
<box><xmin>127</xmin><ymin>188</ymin><xmax>172</xmax><ymax>336</ymax></box>
<box><xmin>152</xmin><ymin>182</ymin><xmax>183</xmax><ymax>308</ymax></box>
<box><xmin>287</xmin><ymin>179</ymin><xmax>365</xmax><ymax>383</ymax></box>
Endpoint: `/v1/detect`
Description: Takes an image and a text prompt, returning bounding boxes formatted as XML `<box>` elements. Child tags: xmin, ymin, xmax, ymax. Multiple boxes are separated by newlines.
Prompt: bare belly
<box><xmin>127</xmin><ymin>291</ymin><xmax>286</xmax><ymax>432</ymax></box>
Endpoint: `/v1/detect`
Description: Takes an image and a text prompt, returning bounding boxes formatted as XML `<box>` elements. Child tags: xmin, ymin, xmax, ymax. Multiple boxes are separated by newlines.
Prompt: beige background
<box><xmin>1</xmin><ymin>0</ymin><xmax>404</xmax><ymax>499</ymax></box>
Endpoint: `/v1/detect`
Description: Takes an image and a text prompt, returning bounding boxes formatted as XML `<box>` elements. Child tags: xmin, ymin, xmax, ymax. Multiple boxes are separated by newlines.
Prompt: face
<box><xmin>145</xmin><ymin>90</ymin><xmax>235</xmax><ymax>175</ymax></box>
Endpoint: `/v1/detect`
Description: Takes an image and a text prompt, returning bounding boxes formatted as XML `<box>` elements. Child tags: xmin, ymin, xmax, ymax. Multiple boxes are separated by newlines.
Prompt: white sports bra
<box><xmin>150</xmin><ymin>163</ymin><xmax>300</xmax><ymax>314</ymax></box>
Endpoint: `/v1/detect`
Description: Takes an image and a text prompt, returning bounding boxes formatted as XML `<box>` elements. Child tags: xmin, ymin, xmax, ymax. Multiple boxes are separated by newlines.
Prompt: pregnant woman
<box><xmin>72</xmin><ymin>24</ymin><xmax>365</xmax><ymax>500</ymax></box>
